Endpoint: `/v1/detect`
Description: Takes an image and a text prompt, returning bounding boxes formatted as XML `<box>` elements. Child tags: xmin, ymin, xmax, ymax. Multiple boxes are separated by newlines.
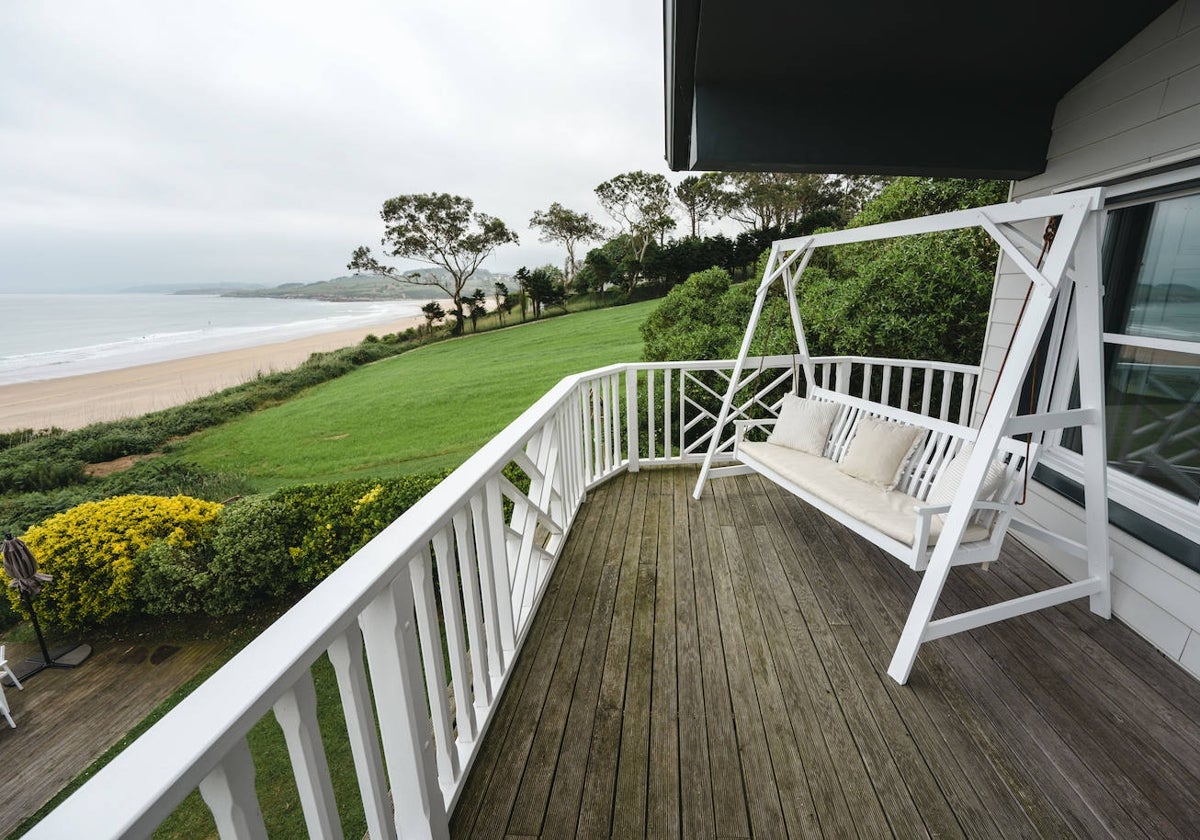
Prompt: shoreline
<box><xmin>0</xmin><ymin>313</ymin><xmax>432</xmax><ymax>432</ymax></box>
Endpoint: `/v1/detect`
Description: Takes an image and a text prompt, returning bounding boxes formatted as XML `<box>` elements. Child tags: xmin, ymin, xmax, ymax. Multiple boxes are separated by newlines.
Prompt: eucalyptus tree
<box><xmin>349</xmin><ymin>192</ymin><xmax>518</xmax><ymax>335</ymax></box>
<box><xmin>529</xmin><ymin>202</ymin><xmax>605</xmax><ymax>291</ymax></box>
<box><xmin>724</xmin><ymin>173</ymin><xmax>836</xmax><ymax>231</ymax></box>
<box><xmin>594</xmin><ymin>171</ymin><xmax>676</xmax><ymax>292</ymax></box>
<box><xmin>673</xmin><ymin>172</ymin><xmax>731</xmax><ymax>237</ymax></box>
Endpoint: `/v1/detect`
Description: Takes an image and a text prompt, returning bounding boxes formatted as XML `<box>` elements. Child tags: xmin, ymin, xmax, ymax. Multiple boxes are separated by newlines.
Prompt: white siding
<box><xmin>979</xmin><ymin>0</ymin><xmax>1200</xmax><ymax>677</ymax></box>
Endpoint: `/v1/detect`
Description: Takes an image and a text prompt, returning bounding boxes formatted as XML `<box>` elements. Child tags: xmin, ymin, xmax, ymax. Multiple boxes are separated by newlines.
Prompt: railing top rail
<box><xmin>624</xmin><ymin>355</ymin><xmax>980</xmax><ymax>375</ymax></box>
<box><xmin>809</xmin><ymin>356</ymin><xmax>981</xmax><ymax>375</ymax></box>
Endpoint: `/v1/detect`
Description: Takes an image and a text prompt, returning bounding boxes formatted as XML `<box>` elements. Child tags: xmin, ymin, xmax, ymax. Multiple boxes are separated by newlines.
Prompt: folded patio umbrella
<box><xmin>2</xmin><ymin>532</ymin><xmax>90</xmax><ymax>682</ymax></box>
<box><xmin>2</xmin><ymin>533</ymin><xmax>52</xmax><ymax>596</ymax></box>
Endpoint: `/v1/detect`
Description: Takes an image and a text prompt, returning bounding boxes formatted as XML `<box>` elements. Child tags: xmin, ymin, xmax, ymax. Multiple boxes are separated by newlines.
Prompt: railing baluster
<box><xmin>469</xmin><ymin>492</ymin><xmax>505</xmax><ymax>679</ymax></box>
<box><xmin>274</xmin><ymin>671</ymin><xmax>343</xmax><ymax>840</ymax></box>
<box><xmin>484</xmin><ymin>477</ymin><xmax>517</xmax><ymax>657</ymax></box>
<box><xmin>920</xmin><ymin>368</ymin><xmax>933</xmax><ymax>416</ymax></box>
<box><xmin>591</xmin><ymin>380</ymin><xmax>604</xmax><ymax>477</ymax></box>
<box><xmin>411</xmin><ymin>547</ymin><xmax>459</xmax><ymax>783</ymax></box>
<box><xmin>881</xmin><ymin>365</ymin><xmax>894</xmax><ymax>408</ymax></box>
<box><xmin>626</xmin><ymin>369</ymin><xmax>640</xmax><ymax>472</ymax></box>
<box><xmin>561</xmin><ymin>402</ymin><xmax>578</xmax><ymax>508</ymax></box>
<box><xmin>328</xmin><ymin>627</ymin><xmax>396</xmax><ymax>840</ymax></box>
<box><xmin>433</xmin><ymin>526</ymin><xmax>477</xmax><ymax>743</ymax></box>
<box><xmin>579</xmin><ymin>387</ymin><xmax>593</xmax><ymax>484</ymax></box>
<box><xmin>960</xmin><ymin>372</ymin><xmax>976</xmax><ymax>426</ymax></box>
<box><xmin>901</xmin><ymin>366</ymin><xmax>913</xmax><ymax>409</ymax></box>
<box><xmin>199</xmin><ymin>738</ymin><xmax>268</xmax><ymax>840</ymax></box>
<box><xmin>610</xmin><ymin>372</ymin><xmax>621</xmax><ymax>468</ymax></box>
<box><xmin>664</xmin><ymin>368</ymin><xmax>673</xmax><ymax>459</ymax></box>
<box><xmin>939</xmin><ymin>369</ymin><xmax>952</xmax><ymax>421</ymax></box>
<box><xmin>360</xmin><ymin>577</ymin><xmax>448</xmax><ymax>840</ymax></box>
<box><xmin>861</xmin><ymin>362</ymin><xmax>873</xmax><ymax>400</ymax></box>
<box><xmin>646</xmin><ymin>369</ymin><xmax>656</xmax><ymax>460</ymax></box>
<box><xmin>451</xmin><ymin>511</ymin><xmax>493</xmax><ymax>719</ymax></box>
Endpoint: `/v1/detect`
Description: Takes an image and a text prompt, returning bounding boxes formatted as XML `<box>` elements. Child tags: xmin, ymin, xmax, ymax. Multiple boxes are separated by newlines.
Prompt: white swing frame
<box><xmin>693</xmin><ymin>188</ymin><xmax>1113</xmax><ymax>685</ymax></box>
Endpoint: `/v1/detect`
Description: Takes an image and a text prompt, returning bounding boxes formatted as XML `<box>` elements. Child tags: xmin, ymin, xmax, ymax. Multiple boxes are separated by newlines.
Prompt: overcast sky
<box><xmin>0</xmin><ymin>1</ymin><xmax>670</xmax><ymax>292</ymax></box>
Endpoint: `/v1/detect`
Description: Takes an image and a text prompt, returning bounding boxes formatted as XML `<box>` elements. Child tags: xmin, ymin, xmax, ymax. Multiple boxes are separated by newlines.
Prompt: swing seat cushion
<box><xmin>767</xmin><ymin>395</ymin><xmax>840</xmax><ymax>455</ymax></box>
<box><xmin>739</xmin><ymin>440</ymin><xmax>991</xmax><ymax>546</ymax></box>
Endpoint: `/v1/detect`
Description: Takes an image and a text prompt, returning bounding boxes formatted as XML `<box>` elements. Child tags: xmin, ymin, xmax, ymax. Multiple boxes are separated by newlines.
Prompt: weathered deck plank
<box><xmin>0</xmin><ymin>638</ymin><xmax>222</xmax><ymax>838</ymax></box>
<box><xmin>452</xmin><ymin>467</ymin><xmax>1200</xmax><ymax>839</ymax></box>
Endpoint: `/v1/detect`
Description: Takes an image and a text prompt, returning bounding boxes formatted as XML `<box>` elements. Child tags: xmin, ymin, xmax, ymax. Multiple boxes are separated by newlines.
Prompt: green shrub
<box><xmin>9</xmin><ymin>495</ymin><xmax>223</xmax><ymax>630</ymax></box>
<box><xmin>207</xmin><ymin>495</ymin><xmax>295</xmax><ymax>615</ymax></box>
<box><xmin>0</xmin><ymin>594</ymin><xmax>17</xmax><ymax>632</ymax></box>
<box><xmin>1</xmin><ymin>458</ymin><xmax>87</xmax><ymax>493</ymax></box>
<box><xmin>0</xmin><ymin>486</ymin><xmax>96</xmax><ymax>535</ymax></box>
<box><xmin>102</xmin><ymin>460</ymin><xmax>253</xmax><ymax>502</ymax></box>
<box><xmin>134</xmin><ymin>539</ymin><xmax>213</xmax><ymax>617</ymax></box>
<box><xmin>72</xmin><ymin>429</ymin><xmax>160</xmax><ymax>464</ymax></box>
<box><xmin>274</xmin><ymin>472</ymin><xmax>448</xmax><ymax>585</ymax></box>
<box><xmin>0</xmin><ymin>427</ymin><xmax>63</xmax><ymax>452</ymax></box>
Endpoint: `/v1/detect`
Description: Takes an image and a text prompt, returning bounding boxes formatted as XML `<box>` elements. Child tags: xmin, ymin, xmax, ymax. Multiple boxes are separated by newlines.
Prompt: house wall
<box><xmin>978</xmin><ymin>0</ymin><xmax>1200</xmax><ymax>678</ymax></box>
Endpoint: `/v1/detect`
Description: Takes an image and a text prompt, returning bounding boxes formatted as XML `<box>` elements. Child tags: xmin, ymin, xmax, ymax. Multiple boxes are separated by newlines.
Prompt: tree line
<box><xmin>348</xmin><ymin>172</ymin><xmax>890</xmax><ymax>334</ymax></box>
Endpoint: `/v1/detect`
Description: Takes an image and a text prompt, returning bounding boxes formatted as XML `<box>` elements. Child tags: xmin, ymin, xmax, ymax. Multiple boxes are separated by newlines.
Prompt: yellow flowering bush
<box><xmin>10</xmin><ymin>494</ymin><xmax>222</xmax><ymax>630</ymax></box>
<box><xmin>275</xmin><ymin>474</ymin><xmax>447</xmax><ymax>585</ymax></box>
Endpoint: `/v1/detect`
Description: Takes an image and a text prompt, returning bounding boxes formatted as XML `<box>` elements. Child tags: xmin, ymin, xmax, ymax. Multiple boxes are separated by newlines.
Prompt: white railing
<box><xmin>28</xmin><ymin>355</ymin><xmax>977</xmax><ymax>840</ymax></box>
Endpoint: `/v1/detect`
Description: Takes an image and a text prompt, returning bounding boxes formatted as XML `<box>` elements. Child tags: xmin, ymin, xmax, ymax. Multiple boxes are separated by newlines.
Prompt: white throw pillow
<box><xmin>927</xmin><ymin>444</ymin><xmax>1008</xmax><ymax>506</ymax></box>
<box><xmin>766</xmin><ymin>395</ymin><xmax>841</xmax><ymax>455</ymax></box>
<box><xmin>837</xmin><ymin>416</ymin><xmax>924</xmax><ymax>489</ymax></box>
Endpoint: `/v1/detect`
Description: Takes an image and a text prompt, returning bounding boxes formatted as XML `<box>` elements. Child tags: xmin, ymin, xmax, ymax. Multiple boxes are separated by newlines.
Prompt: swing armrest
<box><xmin>733</xmin><ymin>418</ymin><xmax>777</xmax><ymax>443</ymax></box>
<box><xmin>911</xmin><ymin>499</ymin><xmax>1014</xmax><ymax>554</ymax></box>
<box><xmin>912</xmin><ymin>500</ymin><xmax>1012</xmax><ymax>517</ymax></box>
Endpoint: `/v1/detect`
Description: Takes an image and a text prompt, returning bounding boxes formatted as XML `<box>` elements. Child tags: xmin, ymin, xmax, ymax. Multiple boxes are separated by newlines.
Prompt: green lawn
<box><xmin>172</xmin><ymin>301</ymin><xmax>655</xmax><ymax>489</ymax></box>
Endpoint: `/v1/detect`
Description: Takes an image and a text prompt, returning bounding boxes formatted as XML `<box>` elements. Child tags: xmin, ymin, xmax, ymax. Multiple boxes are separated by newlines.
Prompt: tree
<box><xmin>527</xmin><ymin>265</ymin><xmax>566</xmax><ymax>319</ymax></box>
<box><xmin>594</xmin><ymin>171</ymin><xmax>676</xmax><ymax>293</ymax></box>
<box><xmin>640</xmin><ymin>177</ymin><xmax>1011</xmax><ymax>368</ymax></box>
<box><xmin>493</xmin><ymin>281</ymin><xmax>509</xmax><ymax>326</ymax></box>
<box><xmin>673</xmin><ymin>172</ymin><xmax>730</xmax><ymax>238</ymax></box>
<box><xmin>421</xmin><ymin>300</ymin><xmax>446</xmax><ymax>335</ymax></box>
<box><xmin>513</xmin><ymin>267</ymin><xmax>531</xmax><ymax>321</ymax></box>
<box><xmin>724</xmin><ymin>173</ymin><xmax>838</xmax><ymax>231</ymax></box>
<box><xmin>465</xmin><ymin>288</ymin><xmax>488</xmax><ymax>332</ymax></box>
<box><xmin>577</xmin><ymin>246</ymin><xmax>618</xmax><ymax>299</ymax></box>
<box><xmin>529</xmin><ymin>203</ymin><xmax>605</xmax><ymax>291</ymax></box>
<box><xmin>348</xmin><ymin>193</ymin><xmax>518</xmax><ymax>335</ymax></box>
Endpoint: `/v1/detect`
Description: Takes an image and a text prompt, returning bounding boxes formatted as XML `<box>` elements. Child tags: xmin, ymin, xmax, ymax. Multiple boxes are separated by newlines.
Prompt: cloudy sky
<box><xmin>0</xmin><ymin>1</ymin><xmax>669</xmax><ymax>292</ymax></box>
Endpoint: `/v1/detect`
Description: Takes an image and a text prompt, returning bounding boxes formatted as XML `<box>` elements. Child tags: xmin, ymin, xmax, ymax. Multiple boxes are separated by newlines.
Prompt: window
<box><xmin>1049</xmin><ymin>190</ymin><xmax>1200</xmax><ymax>569</ymax></box>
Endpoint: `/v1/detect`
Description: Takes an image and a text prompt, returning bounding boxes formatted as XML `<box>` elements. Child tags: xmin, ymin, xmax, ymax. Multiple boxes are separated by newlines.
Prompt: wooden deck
<box><xmin>0</xmin><ymin>637</ymin><xmax>221</xmax><ymax>838</ymax></box>
<box><xmin>451</xmin><ymin>467</ymin><xmax>1200</xmax><ymax>839</ymax></box>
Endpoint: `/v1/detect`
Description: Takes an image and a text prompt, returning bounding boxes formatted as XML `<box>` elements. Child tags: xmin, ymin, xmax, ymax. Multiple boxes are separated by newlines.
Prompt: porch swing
<box><xmin>693</xmin><ymin>188</ymin><xmax>1115</xmax><ymax>685</ymax></box>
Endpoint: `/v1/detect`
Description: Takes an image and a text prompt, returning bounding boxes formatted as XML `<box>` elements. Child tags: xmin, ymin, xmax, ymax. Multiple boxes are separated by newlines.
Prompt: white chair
<box><xmin>0</xmin><ymin>644</ymin><xmax>22</xmax><ymax>728</ymax></box>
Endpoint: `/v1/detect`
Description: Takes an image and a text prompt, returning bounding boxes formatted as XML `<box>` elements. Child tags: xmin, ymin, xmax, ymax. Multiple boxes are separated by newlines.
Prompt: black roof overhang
<box><xmin>665</xmin><ymin>1</ymin><xmax>1176</xmax><ymax>178</ymax></box>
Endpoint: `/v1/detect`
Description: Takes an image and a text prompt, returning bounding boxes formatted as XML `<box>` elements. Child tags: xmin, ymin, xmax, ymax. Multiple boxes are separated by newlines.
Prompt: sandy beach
<box><xmin>0</xmin><ymin>313</ymin><xmax>430</xmax><ymax>432</ymax></box>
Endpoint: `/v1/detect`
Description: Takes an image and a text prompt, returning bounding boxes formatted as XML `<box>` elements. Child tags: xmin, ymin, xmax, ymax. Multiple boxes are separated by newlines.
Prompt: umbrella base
<box><xmin>5</xmin><ymin>643</ymin><xmax>92</xmax><ymax>684</ymax></box>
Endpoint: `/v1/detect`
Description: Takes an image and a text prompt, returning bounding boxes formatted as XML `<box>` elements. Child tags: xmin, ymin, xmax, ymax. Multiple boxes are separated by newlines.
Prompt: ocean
<box><xmin>0</xmin><ymin>293</ymin><xmax>431</xmax><ymax>386</ymax></box>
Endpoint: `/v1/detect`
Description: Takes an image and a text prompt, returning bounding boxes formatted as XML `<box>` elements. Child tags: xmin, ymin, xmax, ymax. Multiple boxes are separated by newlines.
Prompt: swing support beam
<box><xmin>693</xmin><ymin>188</ymin><xmax>1113</xmax><ymax>684</ymax></box>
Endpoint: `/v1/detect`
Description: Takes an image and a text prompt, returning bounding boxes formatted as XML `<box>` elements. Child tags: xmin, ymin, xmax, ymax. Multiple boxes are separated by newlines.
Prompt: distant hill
<box><xmin>120</xmin><ymin>282</ymin><xmax>267</xmax><ymax>294</ymax></box>
<box><xmin>223</xmin><ymin>269</ymin><xmax>511</xmax><ymax>302</ymax></box>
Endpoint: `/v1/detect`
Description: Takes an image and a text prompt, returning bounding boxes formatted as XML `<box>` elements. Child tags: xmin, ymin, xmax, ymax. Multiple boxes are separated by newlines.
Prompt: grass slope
<box><xmin>174</xmin><ymin>301</ymin><xmax>654</xmax><ymax>489</ymax></box>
